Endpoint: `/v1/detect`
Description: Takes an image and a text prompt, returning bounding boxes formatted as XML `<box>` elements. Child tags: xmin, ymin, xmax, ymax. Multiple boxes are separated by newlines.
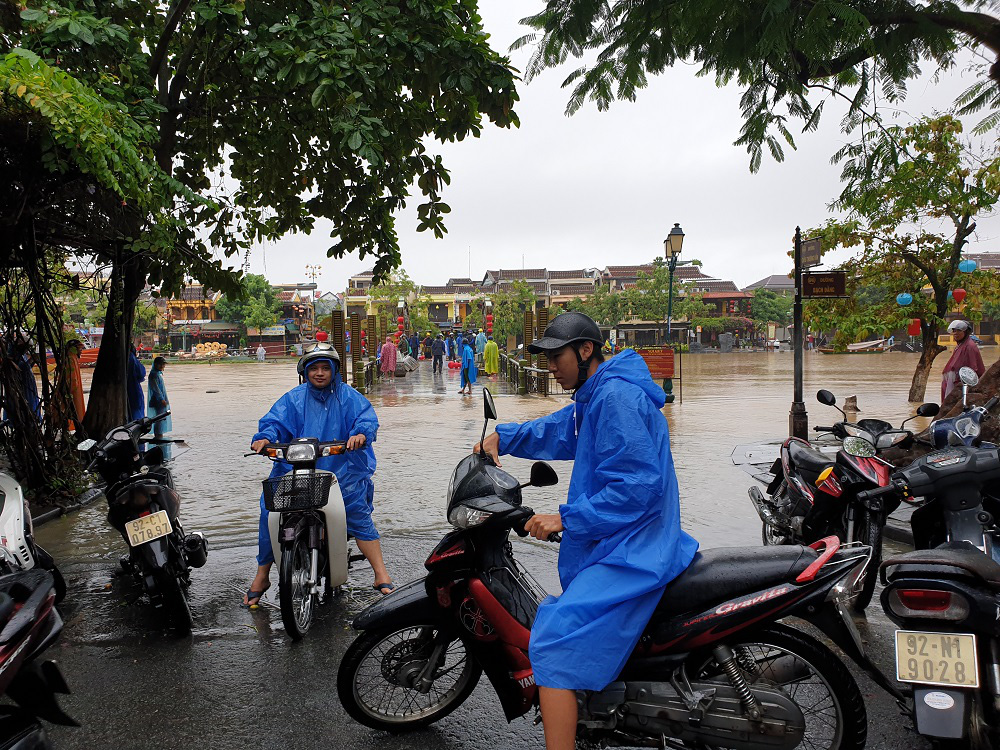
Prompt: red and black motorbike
<box><xmin>746</xmin><ymin>389</ymin><xmax>938</xmax><ymax>610</ymax></box>
<box><xmin>0</xmin><ymin>569</ymin><xmax>77</xmax><ymax>749</ymax></box>
<box><xmin>338</xmin><ymin>392</ymin><xmax>899</xmax><ymax>749</ymax></box>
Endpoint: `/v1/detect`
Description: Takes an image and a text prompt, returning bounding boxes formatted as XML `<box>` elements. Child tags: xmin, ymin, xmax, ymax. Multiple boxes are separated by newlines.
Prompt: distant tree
<box><xmin>808</xmin><ymin>115</ymin><xmax>1000</xmax><ymax>401</ymax></box>
<box><xmin>568</xmin><ymin>283</ymin><xmax>631</xmax><ymax>328</ymax></box>
<box><xmin>750</xmin><ymin>288</ymin><xmax>793</xmax><ymax>339</ymax></box>
<box><xmin>516</xmin><ymin>0</ymin><xmax>1000</xmax><ymax>171</ymax></box>
<box><xmin>215</xmin><ymin>275</ymin><xmax>282</xmax><ymax>342</ymax></box>
<box><xmin>491</xmin><ymin>280</ymin><xmax>537</xmax><ymax>350</ymax></box>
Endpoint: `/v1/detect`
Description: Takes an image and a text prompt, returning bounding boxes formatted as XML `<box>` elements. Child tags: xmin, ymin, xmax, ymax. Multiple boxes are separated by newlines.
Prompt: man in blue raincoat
<box><xmin>244</xmin><ymin>343</ymin><xmax>393</xmax><ymax>606</ymax></box>
<box><xmin>459</xmin><ymin>336</ymin><xmax>477</xmax><ymax>395</ymax></box>
<box><xmin>126</xmin><ymin>346</ymin><xmax>146</xmax><ymax>421</ymax></box>
<box><xmin>476</xmin><ymin>312</ymin><xmax>698</xmax><ymax>750</ymax></box>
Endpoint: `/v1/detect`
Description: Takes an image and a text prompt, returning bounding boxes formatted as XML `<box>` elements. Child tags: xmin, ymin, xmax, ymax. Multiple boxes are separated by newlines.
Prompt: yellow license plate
<box><xmin>125</xmin><ymin>510</ymin><xmax>173</xmax><ymax>547</ymax></box>
<box><xmin>895</xmin><ymin>630</ymin><xmax>979</xmax><ymax>688</ymax></box>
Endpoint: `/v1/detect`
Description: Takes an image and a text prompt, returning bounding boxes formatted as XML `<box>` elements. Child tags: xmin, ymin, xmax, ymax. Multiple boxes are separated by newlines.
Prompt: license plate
<box><xmin>125</xmin><ymin>511</ymin><xmax>173</xmax><ymax>547</ymax></box>
<box><xmin>895</xmin><ymin>630</ymin><xmax>979</xmax><ymax>688</ymax></box>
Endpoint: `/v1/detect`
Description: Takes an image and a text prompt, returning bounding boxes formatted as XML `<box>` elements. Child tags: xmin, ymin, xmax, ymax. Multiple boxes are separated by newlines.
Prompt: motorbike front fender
<box><xmin>352</xmin><ymin>578</ymin><xmax>441</xmax><ymax>631</ymax></box>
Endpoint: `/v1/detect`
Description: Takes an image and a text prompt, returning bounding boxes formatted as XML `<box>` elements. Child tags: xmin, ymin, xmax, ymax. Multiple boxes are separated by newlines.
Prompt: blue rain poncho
<box><xmin>127</xmin><ymin>351</ymin><xmax>146</xmax><ymax>422</ymax></box>
<box><xmin>253</xmin><ymin>368</ymin><xmax>380</xmax><ymax>565</ymax></box>
<box><xmin>475</xmin><ymin>331</ymin><xmax>487</xmax><ymax>354</ymax></box>
<box><xmin>147</xmin><ymin>368</ymin><xmax>172</xmax><ymax>435</ymax></box>
<box><xmin>460</xmin><ymin>342</ymin><xmax>477</xmax><ymax>388</ymax></box>
<box><xmin>495</xmin><ymin>349</ymin><xmax>699</xmax><ymax>690</ymax></box>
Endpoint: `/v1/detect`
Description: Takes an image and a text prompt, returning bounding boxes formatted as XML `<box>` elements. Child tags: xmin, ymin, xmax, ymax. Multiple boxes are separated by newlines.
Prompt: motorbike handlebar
<box><xmin>813</xmin><ymin>426</ymin><xmax>835</xmax><ymax>432</ymax></box>
<box><xmin>855</xmin><ymin>484</ymin><xmax>901</xmax><ymax>504</ymax></box>
<box><xmin>511</xmin><ymin>506</ymin><xmax>561</xmax><ymax>543</ymax></box>
<box><xmin>985</xmin><ymin>396</ymin><xmax>999</xmax><ymax>412</ymax></box>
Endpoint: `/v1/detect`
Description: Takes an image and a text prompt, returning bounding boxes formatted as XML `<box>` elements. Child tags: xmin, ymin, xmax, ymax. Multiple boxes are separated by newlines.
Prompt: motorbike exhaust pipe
<box><xmin>748</xmin><ymin>486</ymin><xmax>791</xmax><ymax>533</ymax></box>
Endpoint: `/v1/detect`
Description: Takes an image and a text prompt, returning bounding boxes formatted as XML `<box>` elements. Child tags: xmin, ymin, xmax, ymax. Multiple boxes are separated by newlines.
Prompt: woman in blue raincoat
<box><xmin>459</xmin><ymin>338</ymin><xmax>477</xmax><ymax>395</ymax></box>
<box><xmin>244</xmin><ymin>343</ymin><xmax>393</xmax><ymax>606</ymax></box>
<box><xmin>146</xmin><ymin>357</ymin><xmax>172</xmax><ymax>437</ymax></box>
<box><xmin>476</xmin><ymin>312</ymin><xmax>698</xmax><ymax>750</ymax></box>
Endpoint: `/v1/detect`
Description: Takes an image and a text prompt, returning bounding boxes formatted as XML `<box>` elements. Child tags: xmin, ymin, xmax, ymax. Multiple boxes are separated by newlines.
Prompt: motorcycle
<box><xmin>249</xmin><ymin>437</ymin><xmax>356</xmax><ymax>640</ymax></box>
<box><xmin>927</xmin><ymin>366</ymin><xmax>998</xmax><ymax>450</ymax></box>
<box><xmin>743</xmin><ymin>388</ymin><xmax>933</xmax><ymax>609</ymax></box>
<box><xmin>860</xmin><ymin>439</ymin><xmax>1000</xmax><ymax>749</ymax></box>
<box><xmin>0</xmin><ymin>569</ymin><xmax>77</xmax><ymax>748</ymax></box>
<box><xmin>338</xmin><ymin>391</ymin><xmax>898</xmax><ymax>749</ymax></box>
<box><xmin>0</xmin><ymin>422</ymin><xmax>67</xmax><ymax>604</ymax></box>
<box><xmin>77</xmin><ymin>411</ymin><xmax>207</xmax><ymax>634</ymax></box>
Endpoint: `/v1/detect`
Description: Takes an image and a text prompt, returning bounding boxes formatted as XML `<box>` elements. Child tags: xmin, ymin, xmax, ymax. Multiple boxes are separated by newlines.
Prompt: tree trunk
<box><xmin>908</xmin><ymin>325</ymin><xmax>945</xmax><ymax>402</ymax></box>
<box><xmin>83</xmin><ymin>250</ymin><xmax>146</xmax><ymax>437</ymax></box>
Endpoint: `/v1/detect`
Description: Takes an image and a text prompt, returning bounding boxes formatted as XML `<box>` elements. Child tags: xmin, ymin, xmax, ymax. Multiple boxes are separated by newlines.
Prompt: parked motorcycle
<box><xmin>0</xmin><ymin>569</ymin><xmax>77</xmax><ymax>748</ymax></box>
<box><xmin>927</xmin><ymin>366</ymin><xmax>998</xmax><ymax>450</ymax></box>
<box><xmin>249</xmin><ymin>437</ymin><xmax>356</xmax><ymax>640</ymax></box>
<box><xmin>338</xmin><ymin>391</ymin><xmax>896</xmax><ymax>749</ymax></box>
<box><xmin>0</xmin><ymin>422</ymin><xmax>66</xmax><ymax>604</ymax></box>
<box><xmin>745</xmin><ymin>388</ymin><xmax>933</xmax><ymax>609</ymax></box>
<box><xmin>860</xmin><ymin>438</ymin><xmax>1000</xmax><ymax>749</ymax></box>
<box><xmin>78</xmin><ymin>411</ymin><xmax>207</xmax><ymax>634</ymax></box>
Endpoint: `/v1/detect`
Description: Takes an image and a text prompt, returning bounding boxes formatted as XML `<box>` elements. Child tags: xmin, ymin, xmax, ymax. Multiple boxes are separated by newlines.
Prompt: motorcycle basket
<box><xmin>262</xmin><ymin>473</ymin><xmax>332</xmax><ymax>512</ymax></box>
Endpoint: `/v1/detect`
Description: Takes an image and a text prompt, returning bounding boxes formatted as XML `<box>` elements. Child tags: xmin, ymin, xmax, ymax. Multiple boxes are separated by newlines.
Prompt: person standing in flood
<box><xmin>147</xmin><ymin>357</ymin><xmax>172</xmax><ymax>437</ymax></box>
<box><xmin>379</xmin><ymin>335</ymin><xmax>397</xmax><ymax>378</ymax></box>
<box><xmin>459</xmin><ymin>336</ymin><xmax>477</xmax><ymax>395</ymax></box>
<box><xmin>942</xmin><ymin>320</ymin><xmax>986</xmax><ymax>401</ymax></box>
<box><xmin>127</xmin><ymin>346</ymin><xmax>146</xmax><ymax>421</ymax></box>
<box><xmin>483</xmin><ymin>335</ymin><xmax>499</xmax><ymax>376</ymax></box>
<box><xmin>432</xmin><ymin>334</ymin><xmax>445</xmax><ymax>373</ymax></box>
<box><xmin>256</xmin><ymin>344</ymin><xmax>266</xmax><ymax>362</ymax></box>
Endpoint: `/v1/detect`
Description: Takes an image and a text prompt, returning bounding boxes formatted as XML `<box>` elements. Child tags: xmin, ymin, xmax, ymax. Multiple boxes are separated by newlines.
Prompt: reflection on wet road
<box><xmin>40</xmin><ymin>350</ymin><xmax>989</xmax><ymax>748</ymax></box>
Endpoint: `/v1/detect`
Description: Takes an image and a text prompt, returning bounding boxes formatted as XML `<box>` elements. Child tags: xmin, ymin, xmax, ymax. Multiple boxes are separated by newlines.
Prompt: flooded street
<box><xmin>37</xmin><ymin>349</ymin><xmax>998</xmax><ymax>749</ymax></box>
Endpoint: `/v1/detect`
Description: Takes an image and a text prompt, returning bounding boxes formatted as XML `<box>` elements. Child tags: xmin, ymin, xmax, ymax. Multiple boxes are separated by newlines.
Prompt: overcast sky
<box><xmin>242</xmin><ymin>1</ymin><xmax>1000</xmax><ymax>295</ymax></box>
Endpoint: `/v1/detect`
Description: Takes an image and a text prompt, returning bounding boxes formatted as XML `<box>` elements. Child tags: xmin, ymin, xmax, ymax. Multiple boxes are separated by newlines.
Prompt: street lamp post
<box><xmin>663</xmin><ymin>223</ymin><xmax>685</xmax><ymax>404</ymax></box>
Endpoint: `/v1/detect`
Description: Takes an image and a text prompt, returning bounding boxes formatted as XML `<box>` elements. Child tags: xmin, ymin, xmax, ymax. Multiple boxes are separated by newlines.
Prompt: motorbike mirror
<box><xmin>916</xmin><ymin>403</ymin><xmax>940</xmax><ymax>418</ymax></box>
<box><xmin>842</xmin><ymin>436</ymin><xmax>876</xmax><ymax>458</ymax></box>
<box><xmin>528</xmin><ymin>462</ymin><xmax>558</xmax><ymax>488</ymax></box>
<box><xmin>816</xmin><ymin>389</ymin><xmax>837</xmax><ymax>406</ymax></box>
<box><xmin>484</xmin><ymin>389</ymin><xmax>498</xmax><ymax>421</ymax></box>
<box><xmin>959</xmin><ymin>366</ymin><xmax>980</xmax><ymax>387</ymax></box>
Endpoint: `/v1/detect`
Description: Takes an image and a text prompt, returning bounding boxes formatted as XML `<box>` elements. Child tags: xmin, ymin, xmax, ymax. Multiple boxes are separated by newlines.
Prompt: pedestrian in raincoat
<box><xmin>942</xmin><ymin>320</ymin><xmax>986</xmax><ymax>402</ymax></box>
<box><xmin>126</xmin><ymin>346</ymin><xmax>146</xmax><ymax>421</ymax></box>
<box><xmin>432</xmin><ymin>334</ymin><xmax>445</xmax><ymax>373</ymax></box>
<box><xmin>256</xmin><ymin>344</ymin><xmax>266</xmax><ymax>362</ymax></box>
<box><xmin>475</xmin><ymin>311</ymin><xmax>698</xmax><ymax>750</ymax></box>
<box><xmin>475</xmin><ymin>328</ymin><xmax>487</xmax><ymax>357</ymax></box>
<box><xmin>60</xmin><ymin>339</ymin><xmax>86</xmax><ymax>431</ymax></box>
<box><xmin>459</xmin><ymin>338</ymin><xmax>477</xmax><ymax>395</ymax></box>
<box><xmin>408</xmin><ymin>332</ymin><xmax>419</xmax><ymax>360</ymax></box>
<box><xmin>483</xmin><ymin>335</ymin><xmax>499</xmax><ymax>376</ymax></box>
<box><xmin>147</xmin><ymin>357</ymin><xmax>172</xmax><ymax>437</ymax></box>
<box><xmin>244</xmin><ymin>343</ymin><xmax>392</xmax><ymax>606</ymax></box>
<box><xmin>455</xmin><ymin>332</ymin><xmax>464</xmax><ymax>361</ymax></box>
<box><xmin>379</xmin><ymin>335</ymin><xmax>397</xmax><ymax>377</ymax></box>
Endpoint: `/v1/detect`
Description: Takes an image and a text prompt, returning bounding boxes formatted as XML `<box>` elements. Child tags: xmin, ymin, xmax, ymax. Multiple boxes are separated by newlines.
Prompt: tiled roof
<box><xmin>604</xmin><ymin>264</ymin><xmax>654</xmax><ymax>278</ymax></box>
<box><xmin>447</xmin><ymin>278</ymin><xmax>475</xmax><ymax>286</ymax></box>
<box><xmin>674</xmin><ymin>266</ymin><xmax>712</xmax><ymax>279</ymax></box>
<box><xmin>421</xmin><ymin>286</ymin><xmax>454</xmax><ymax>295</ymax></box>
<box><xmin>176</xmin><ymin>286</ymin><xmax>217</xmax><ymax>301</ymax></box>
<box><xmin>277</xmin><ymin>291</ymin><xmax>296</xmax><ymax>301</ymax></box>
<box><xmin>549</xmin><ymin>283</ymin><xmax>597</xmax><ymax>296</ymax></box>
<box><xmin>743</xmin><ymin>274</ymin><xmax>794</xmax><ymax>290</ymax></box>
<box><xmin>691</xmin><ymin>279</ymin><xmax>739</xmax><ymax>292</ymax></box>
<box><xmin>549</xmin><ymin>269</ymin><xmax>589</xmax><ymax>279</ymax></box>
<box><xmin>701</xmin><ymin>291</ymin><xmax>754</xmax><ymax>299</ymax></box>
<box><xmin>498</xmin><ymin>280</ymin><xmax>547</xmax><ymax>293</ymax></box>
<box><xmin>964</xmin><ymin>253</ymin><xmax>1000</xmax><ymax>269</ymax></box>
<box><xmin>498</xmin><ymin>269</ymin><xmax>547</xmax><ymax>280</ymax></box>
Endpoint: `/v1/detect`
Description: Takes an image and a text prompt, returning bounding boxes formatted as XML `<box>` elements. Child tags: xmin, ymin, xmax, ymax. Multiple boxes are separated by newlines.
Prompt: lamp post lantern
<box><xmin>663</xmin><ymin>223</ymin><xmax>685</xmax><ymax>404</ymax></box>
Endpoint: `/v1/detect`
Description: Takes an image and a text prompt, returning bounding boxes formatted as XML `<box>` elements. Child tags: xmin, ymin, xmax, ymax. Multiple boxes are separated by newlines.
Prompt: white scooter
<box><xmin>0</xmin><ymin>425</ymin><xmax>66</xmax><ymax>603</ymax></box>
<box><xmin>250</xmin><ymin>437</ymin><xmax>351</xmax><ymax>640</ymax></box>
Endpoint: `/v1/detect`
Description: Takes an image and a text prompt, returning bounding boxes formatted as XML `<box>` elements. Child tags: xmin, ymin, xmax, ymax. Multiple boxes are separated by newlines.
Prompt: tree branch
<box><xmin>148</xmin><ymin>0</ymin><xmax>195</xmax><ymax>79</ymax></box>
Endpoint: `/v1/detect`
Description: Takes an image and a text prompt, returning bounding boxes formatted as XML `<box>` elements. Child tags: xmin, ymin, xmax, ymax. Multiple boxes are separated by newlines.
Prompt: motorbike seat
<box><xmin>882</xmin><ymin>542</ymin><xmax>1000</xmax><ymax>588</ymax></box>
<box><xmin>786</xmin><ymin>439</ymin><xmax>834</xmax><ymax>480</ymax></box>
<box><xmin>654</xmin><ymin>545</ymin><xmax>817</xmax><ymax>618</ymax></box>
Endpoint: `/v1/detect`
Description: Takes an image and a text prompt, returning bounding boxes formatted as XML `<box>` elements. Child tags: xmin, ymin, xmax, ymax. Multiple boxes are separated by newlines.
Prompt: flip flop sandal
<box><xmin>373</xmin><ymin>582</ymin><xmax>396</xmax><ymax>595</ymax></box>
<box><xmin>242</xmin><ymin>588</ymin><xmax>266</xmax><ymax>608</ymax></box>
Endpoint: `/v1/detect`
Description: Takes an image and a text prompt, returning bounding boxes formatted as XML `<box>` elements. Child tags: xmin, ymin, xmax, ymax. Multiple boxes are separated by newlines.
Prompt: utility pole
<box><xmin>789</xmin><ymin>227</ymin><xmax>808</xmax><ymax>439</ymax></box>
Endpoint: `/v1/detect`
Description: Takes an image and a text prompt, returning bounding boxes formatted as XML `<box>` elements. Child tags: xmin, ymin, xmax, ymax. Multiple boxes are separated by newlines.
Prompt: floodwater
<box><xmin>35</xmin><ymin>348</ymin><xmax>997</xmax><ymax>749</ymax></box>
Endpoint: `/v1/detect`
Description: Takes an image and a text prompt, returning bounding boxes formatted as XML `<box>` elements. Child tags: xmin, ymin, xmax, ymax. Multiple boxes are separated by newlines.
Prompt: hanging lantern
<box><xmin>397</xmin><ymin>316</ymin><xmax>405</xmax><ymax>323</ymax></box>
<box><xmin>953</xmin><ymin>288</ymin><xmax>967</xmax><ymax>304</ymax></box>
<box><xmin>360</xmin><ymin>330</ymin><xmax>366</xmax><ymax>339</ymax></box>
<box><xmin>896</xmin><ymin>292</ymin><xmax>913</xmax><ymax>306</ymax></box>
<box><xmin>397</xmin><ymin>323</ymin><xmax>404</xmax><ymax>332</ymax></box>
<box><xmin>907</xmin><ymin>319</ymin><xmax>921</xmax><ymax>336</ymax></box>
<box><xmin>316</xmin><ymin>330</ymin><xmax>328</xmax><ymax>342</ymax></box>
<box><xmin>959</xmin><ymin>259</ymin><xmax>977</xmax><ymax>273</ymax></box>
<box><xmin>485</xmin><ymin>314</ymin><xmax>493</xmax><ymax>323</ymax></box>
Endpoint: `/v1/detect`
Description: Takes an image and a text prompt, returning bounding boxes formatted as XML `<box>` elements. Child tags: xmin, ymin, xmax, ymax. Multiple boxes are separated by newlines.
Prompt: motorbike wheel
<box><xmin>848</xmin><ymin>508</ymin><xmax>882</xmax><ymax>611</ymax></box>
<box><xmin>279</xmin><ymin>530</ymin><xmax>315</xmax><ymax>640</ymax></box>
<box><xmin>337</xmin><ymin>625</ymin><xmax>482</xmax><ymax>731</ymax></box>
<box><xmin>693</xmin><ymin>623</ymin><xmax>866</xmax><ymax>750</ymax></box>
<box><xmin>761</xmin><ymin>486</ymin><xmax>793</xmax><ymax>546</ymax></box>
<box><xmin>155</xmin><ymin>568</ymin><xmax>192</xmax><ymax>635</ymax></box>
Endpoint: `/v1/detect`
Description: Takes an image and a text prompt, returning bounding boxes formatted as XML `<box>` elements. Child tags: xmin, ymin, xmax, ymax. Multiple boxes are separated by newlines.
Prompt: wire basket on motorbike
<box><xmin>262</xmin><ymin>473</ymin><xmax>333</xmax><ymax>512</ymax></box>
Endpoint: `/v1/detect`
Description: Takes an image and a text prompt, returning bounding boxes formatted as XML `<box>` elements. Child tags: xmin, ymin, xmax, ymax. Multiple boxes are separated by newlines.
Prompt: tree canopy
<box><xmin>516</xmin><ymin>0</ymin><xmax>1000</xmax><ymax>170</ymax></box>
<box><xmin>214</xmin><ymin>274</ymin><xmax>282</xmax><ymax>341</ymax></box>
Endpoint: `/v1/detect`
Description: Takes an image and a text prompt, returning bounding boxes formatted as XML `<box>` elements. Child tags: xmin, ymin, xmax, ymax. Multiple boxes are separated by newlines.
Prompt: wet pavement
<box><xmin>37</xmin><ymin>350</ymin><xmax>1000</xmax><ymax>749</ymax></box>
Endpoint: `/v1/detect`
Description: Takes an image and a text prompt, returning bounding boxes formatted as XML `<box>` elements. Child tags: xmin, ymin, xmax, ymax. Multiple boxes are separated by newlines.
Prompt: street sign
<box><xmin>802</xmin><ymin>271</ymin><xmax>847</xmax><ymax>298</ymax></box>
<box><xmin>637</xmin><ymin>348</ymin><xmax>675</xmax><ymax>379</ymax></box>
<box><xmin>801</xmin><ymin>238</ymin><xmax>822</xmax><ymax>268</ymax></box>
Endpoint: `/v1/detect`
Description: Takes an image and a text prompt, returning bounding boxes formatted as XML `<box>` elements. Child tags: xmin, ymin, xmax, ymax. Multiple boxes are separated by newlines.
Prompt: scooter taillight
<box><xmin>888</xmin><ymin>588</ymin><xmax>969</xmax><ymax>621</ymax></box>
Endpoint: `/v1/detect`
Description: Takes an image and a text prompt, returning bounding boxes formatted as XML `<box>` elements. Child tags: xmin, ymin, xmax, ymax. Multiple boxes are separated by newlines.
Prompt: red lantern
<box><xmin>397</xmin><ymin>323</ymin><xmax>404</xmax><ymax>332</ymax></box>
<box><xmin>907</xmin><ymin>319</ymin><xmax>921</xmax><ymax>336</ymax></box>
<box><xmin>486</xmin><ymin>314</ymin><xmax>493</xmax><ymax>323</ymax></box>
<box><xmin>360</xmin><ymin>330</ymin><xmax>366</xmax><ymax>340</ymax></box>
<box><xmin>315</xmin><ymin>330</ymin><xmax>329</xmax><ymax>342</ymax></box>
<box><xmin>953</xmin><ymin>288</ymin><xmax>967</xmax><ymax>304</ymax></box>
<box><xmin>397</xmin><ymin>316</ymin><xmax>404</xmax><ymax>323</ymax></box>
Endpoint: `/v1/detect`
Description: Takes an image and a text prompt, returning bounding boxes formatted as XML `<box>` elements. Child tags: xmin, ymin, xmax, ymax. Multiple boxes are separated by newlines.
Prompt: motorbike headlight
<box><xmin>843</xmin><ymin>424</ymin><xmax>864</xmax><ymax>438</ymax></box>
<box><xmin>286</xmin><ymin>444</ymin><xmax>316</xmax><ymax>462</ymax></box>
<box><xmin>448</xmin><ymin>505</ymin><xmax>493</xmax><ymax>529</ymax></box>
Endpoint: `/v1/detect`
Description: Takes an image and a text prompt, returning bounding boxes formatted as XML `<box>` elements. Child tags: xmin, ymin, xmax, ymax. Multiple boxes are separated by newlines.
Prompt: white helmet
<box><xmin>947</xmin><ymin>320</ymin><xmax>971</xmax><ymax>333</ymax></box>
<box><xmin>297</xmin><ymin>341</ymin><xmax>341</xmax><ymax>376</ymax></box>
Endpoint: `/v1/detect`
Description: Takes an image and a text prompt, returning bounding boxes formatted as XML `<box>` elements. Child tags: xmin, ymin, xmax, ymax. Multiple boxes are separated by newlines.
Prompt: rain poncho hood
<box><xmin>253</xmin><ymin>368</ymin><xmax>380</xmax><ymax>548</ymax></box>
<box><xmin>496</xmin><ymin>349</ymin><xmax>698</xmax><ymax>690</ymax></box>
